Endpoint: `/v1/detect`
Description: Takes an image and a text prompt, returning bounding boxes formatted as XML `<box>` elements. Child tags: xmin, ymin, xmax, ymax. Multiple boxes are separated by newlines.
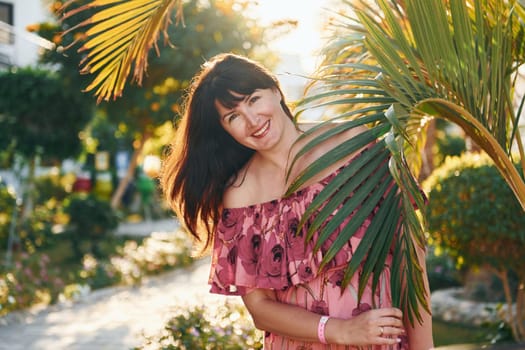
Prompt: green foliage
<box><xmin>0</xmin><ymin>182</ymin><xmax>16</xmax><ymax>248</ymax></box>
<box><xmin>18</xmin><ymin>200</ymin><xmax>60</xmax><ymax>251</ymax></box>
<box><xmin>135</xmin><ymin>301</ymin><xmax>263</xmax><ymax>350</ymax></box>
<box><xmin>34</xmin><ymin>174</ymin><xmax>69</xmax><ymax>204</ymax></box>
<box><xmin>100</xmin><ymin>0</ymin><xmax>275</xmax><ymax>133</ymax></box>
<box><xmin>425</xmin><ymin>245</ymin><xmax>462</xmax><ymax>292</ymax></box>
<box><xmin>435</xmin><ymin>132</ymin><xmax>466</xmax><ymax>167</ymax></box>
<box><xmin>64</xmin><ymin>194</ymin><xmax>119</xmax><ymax>237</ymax></box>
<box><xmin>63</xmin><ymin>194</ymin><xmax>119</xmax><ymax>258</ymax></box>
<box><xmin>0</xmin><ymin>252</ymin><xmax>65</xmax><ymax>315</ymax></box>
<box><xmin>423</xmin><ymin>152</ymin><xmax>525</xmax><ymax>273</ymax></box>
<box><xmin>0</xmin><ymin>175</ymin><xmax>65</xmax><ymax>252</ymax></box>
<box><xmin>0</xmin><ymin>229</ymin><xmax>194</xmax><ymax>316</ymax></box>
<box><xmin>0</xmin><ymin>68</ymin><xmax>93</xmax><ymax>160</ymax></box>
<box><xmin>81</xmin><ymin>232</ymin><xmax>194</xmax><ymax>288</ymax></box>
<box><xmin>87</xmin><ymin>113</ymin><xmax>135</xmax><ymax>155</ymax></box>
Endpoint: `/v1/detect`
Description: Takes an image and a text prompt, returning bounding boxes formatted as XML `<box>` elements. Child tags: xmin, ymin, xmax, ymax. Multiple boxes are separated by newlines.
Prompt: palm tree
<box><xmin>58</xmin><ymin>0</ymin><xmax>525</xmax><ymax>339</ymax></box>
<box><xmin>58</xmin><ymin>0</ymin><xmax>184</xmax><ymax>103</ymax></box>
<box><xmin>295</xmin><ymin>0</ymin><xmax>525</xmax><ymax>340</ymax></box>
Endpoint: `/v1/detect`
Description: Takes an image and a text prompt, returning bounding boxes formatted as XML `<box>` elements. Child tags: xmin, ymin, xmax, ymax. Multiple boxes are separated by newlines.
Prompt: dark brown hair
<box><xmin>160</xmin><ymin>53</ymin><xmax>294</xmax><ymax>252</ymax></box>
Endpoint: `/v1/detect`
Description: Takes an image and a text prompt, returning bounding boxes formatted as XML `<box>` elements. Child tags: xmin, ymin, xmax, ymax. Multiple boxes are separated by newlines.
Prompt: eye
<box><xmin>249</xmin><ymin>95</ymin><xmax>260</xmax><ymax>104</ymax></box>
<box><xmin>226</xmin><ymin>113</ymin><xmax>239</xmax><ymax>123</ymax></box>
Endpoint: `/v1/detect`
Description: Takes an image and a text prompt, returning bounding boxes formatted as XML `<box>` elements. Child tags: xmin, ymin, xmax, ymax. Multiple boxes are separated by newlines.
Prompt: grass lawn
<box><xmin>433</xmin><ymin>319</ymin><xmax>489</xmax><ymax>347</ymax></box>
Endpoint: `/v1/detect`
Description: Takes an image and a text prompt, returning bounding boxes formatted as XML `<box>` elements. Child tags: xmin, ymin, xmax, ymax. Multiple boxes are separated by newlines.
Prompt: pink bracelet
<box><xmin>317</xmin><ymin>315</ymin><xmax>330</xmax><ymax>344</ymax></box>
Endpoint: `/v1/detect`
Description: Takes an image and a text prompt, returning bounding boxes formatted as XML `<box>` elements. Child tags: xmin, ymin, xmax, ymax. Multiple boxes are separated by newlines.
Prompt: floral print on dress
<box><xmin>209</xmin><ymin>146</ymin><xmax>409</xmax><ymax>349</ymax></box>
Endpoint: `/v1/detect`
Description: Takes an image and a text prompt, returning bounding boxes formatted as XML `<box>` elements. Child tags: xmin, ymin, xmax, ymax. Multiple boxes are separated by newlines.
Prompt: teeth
<box><xmin>253</xmin><ymin>121</ymin><xmax>269</xmax><ymax>137</ymax></box>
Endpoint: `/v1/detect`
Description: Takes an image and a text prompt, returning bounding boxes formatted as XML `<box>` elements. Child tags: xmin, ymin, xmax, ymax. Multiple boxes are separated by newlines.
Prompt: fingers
<box><xmin>375</xmin><ymin>307</ymin><xmax>403</xmax><ymax>319</ymax></box>
<box><xmin>372</xmin><ymin>309</ymin><xmax>405</xmax><ymax>345</ymax></box>
<box><xmin>363</xmin><ymin>308</ymin><xmax>405</xmax><ymax>344</ymax></box>
<box><xmin>379</xmin><ymin>325</ymin><xmax>405</xmax><ymax>339</ymax></box>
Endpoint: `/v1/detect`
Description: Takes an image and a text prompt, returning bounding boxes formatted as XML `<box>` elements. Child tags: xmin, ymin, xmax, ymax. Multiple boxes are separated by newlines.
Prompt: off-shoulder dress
<box><xmin>208</xmin><ymin>148</ymin><xmax>409</xmax><ymax>349</ymax></box>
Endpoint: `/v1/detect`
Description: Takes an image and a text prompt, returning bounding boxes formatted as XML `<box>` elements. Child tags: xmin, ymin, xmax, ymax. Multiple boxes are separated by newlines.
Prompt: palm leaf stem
<box><xmin>415</xmin><ymin>98</ymin><xmax>525</xmax><ymax>210</ymax></box>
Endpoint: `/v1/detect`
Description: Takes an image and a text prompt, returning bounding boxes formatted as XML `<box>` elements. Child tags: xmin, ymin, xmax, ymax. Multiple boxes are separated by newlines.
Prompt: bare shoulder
<box><xmin>222</xmin><ymin>173</ymin><xmax>252</xmax><ymax>208</ymax></box>
<box><xmin>222</xmin><ymin>162</ymin><xmax>261</xmax><ymax>208</ymax></box>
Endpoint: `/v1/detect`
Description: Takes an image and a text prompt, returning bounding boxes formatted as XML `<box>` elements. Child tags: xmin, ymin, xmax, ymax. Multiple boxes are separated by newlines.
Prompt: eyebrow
<box><xmin>220</xmin><ymin>94</ymin><xmax>252</xmax><ymax>120</ymax></box>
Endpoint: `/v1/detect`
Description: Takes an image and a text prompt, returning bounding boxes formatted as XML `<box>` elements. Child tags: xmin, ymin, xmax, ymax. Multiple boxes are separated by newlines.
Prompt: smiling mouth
<box><xmin>252</xmin><ymin>120</ymin><xmax>270</xmax><ymax>137</ymax></box>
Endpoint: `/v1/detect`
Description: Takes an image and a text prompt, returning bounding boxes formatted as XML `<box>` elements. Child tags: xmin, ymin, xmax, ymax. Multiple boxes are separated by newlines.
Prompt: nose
<box><xmin>240</xmin><ymin>106</ymin><xmax>259</xmax><ymax>126</ymax></box>
<box><xmin>245</xmin><ymin>113</ymin><xmax>260</xmax><ymax>126</ymax></box>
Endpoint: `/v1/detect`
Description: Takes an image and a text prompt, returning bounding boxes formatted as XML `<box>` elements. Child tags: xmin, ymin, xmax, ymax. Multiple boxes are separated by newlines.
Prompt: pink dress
<box><xmin>208</xmin><ymin>150</ymin><xmax>409</xmax><ymax>349</ymax></box>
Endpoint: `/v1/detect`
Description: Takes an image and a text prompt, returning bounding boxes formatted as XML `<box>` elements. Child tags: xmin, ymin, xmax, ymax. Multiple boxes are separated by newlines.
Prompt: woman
<box><xmin>161</xmin><ymin>53</ymin><xmax>434</xmax><ymax>349</ymax></box>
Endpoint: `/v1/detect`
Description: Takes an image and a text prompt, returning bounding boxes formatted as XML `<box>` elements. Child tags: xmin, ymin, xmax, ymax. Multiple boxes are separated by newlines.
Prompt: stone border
<box><xmin>431</xmin><ymin>287</ymin><xmax>513</xmax><ymax>326</ymax></box>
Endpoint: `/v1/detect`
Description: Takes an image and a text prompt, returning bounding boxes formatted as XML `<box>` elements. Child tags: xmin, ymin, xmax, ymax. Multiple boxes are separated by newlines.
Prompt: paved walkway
<box><xmin>0</xmin><ymin>220</ymin><xmax>228</xmax><ymax>350</ymax></box>
<box><xmin>3</xmin><ymin>220</ymin><xmax>516</xmax><ymax>350</ymax></box>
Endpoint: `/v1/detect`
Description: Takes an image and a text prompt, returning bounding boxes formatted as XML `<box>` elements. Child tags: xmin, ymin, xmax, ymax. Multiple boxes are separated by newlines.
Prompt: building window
<box><xmin>0</xmin><ymin>2</ymin><xmax>14</xmax><ymax>45</ymax></box>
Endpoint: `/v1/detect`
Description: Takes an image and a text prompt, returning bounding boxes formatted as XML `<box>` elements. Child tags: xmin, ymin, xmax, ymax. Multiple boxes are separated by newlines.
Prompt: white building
<box><xmin>0</xmin><ymin>0</ymin><xmax>52</xmax><ymax>68</ymax></box>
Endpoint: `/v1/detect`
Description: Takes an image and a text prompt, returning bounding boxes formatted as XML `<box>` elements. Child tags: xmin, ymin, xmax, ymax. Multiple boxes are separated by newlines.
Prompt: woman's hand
<box><xmin>243</xmin><ymin>288</ymin><xmax>406</xmax><ymax>347</ymax></box>
<box><xmin>327</xmin><ymin>307</ymin><xmax>405</xmax><ymax>346</ymax></box>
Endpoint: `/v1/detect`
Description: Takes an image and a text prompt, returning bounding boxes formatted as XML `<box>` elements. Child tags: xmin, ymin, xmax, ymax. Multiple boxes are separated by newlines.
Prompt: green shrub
<box><xmin>423</xmin><ymin>152</ymin><xmax>525</xmax><ymax>341</ymax></box>
<box><xmin>0</xmin><ymin>180</ymin><xmax>61</xmax><ymax>251</ymax></box>
<box><xmin>80</xmin><ymin>231</ymin><xmax>194</xmax><ymax>288</ymax></box>
<box><xmin>134</xmin><ymin>300</ymin><xmax>263</xmax><ymax>350</ymax></box>
<box><xmin>18</xmin><ymin>200</ymin><xmax>61</xmax><ymax>251</ymax></box>
<box><xmin>64</xmin><ymin>193</ymin><xmax>119</xmax><ymax>237</ymax></box>
<box><xmin>63</xmin><ymin>193</ymin><xmax>119</xmax><ymax>258</ymax></box>
<box><xmin>423</xmin><ymin>153</ymin><xmax>525</xmax><ymax>273</ymax></box>
<box><xmin>0</xmin><ymin>229</ymin><xmax>194</xmax><ymax>315</ymax></box>
<box><xmin>34</xmin><ymin>174</ymin><xmax>69</xmax><ymax>204</ymax></box>
<box><xmin>425</xmin><ymin>245</ymin><xmax>462</xmax><ymax>292</ymax></box>
<box><xmin>0</xmin><ymin>182</ymin><xmax>16</xmax><ymax>248</ymax></box>
<box><xmin>0</xmin><ymin>252</ymin><xmax>65</xmax><ymax>315</ymax></box>
<box><xmin>435</xmin><ymin>132</ymin><xmax>466</xmax><ymax>166</ymax></box>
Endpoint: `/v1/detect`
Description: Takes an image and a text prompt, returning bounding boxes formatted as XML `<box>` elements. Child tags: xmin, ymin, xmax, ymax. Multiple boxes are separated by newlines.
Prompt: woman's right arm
<box><xmin>242</xmin><ymin>288</ymin><xmax>405</xmax><ymax>346</ymax></box>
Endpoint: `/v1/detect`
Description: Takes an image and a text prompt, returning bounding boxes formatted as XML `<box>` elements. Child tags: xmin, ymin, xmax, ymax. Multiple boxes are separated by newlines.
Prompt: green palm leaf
<box><xmin>61</xmin><ymin>0</ymin><xmax>182</xmax><ymax>102</ymax></box>
<box><xmin>61</xmin><ymin>0</ymin><xmax>525</xmax><ymax>330</ymax></box>
<box><xmin>414</xmin><ymin>98</ymin><xmax>525</xmax><ymax>209</ymax></box>
<box><xmin>351</xmin><ymin>187</ymin><xmax>397</xmax><ymax>300</ymax></box>
<box><xmin>294</xmin><ymin>139</ymin><xmax>388</xmax><ymax>238</ymax></box>
<box><xmin>292</xmin><ymin>0</ymin><xmax>525</xmax><ymax>326</ymax></box>
<box><xmin>317</xmin><ymin>156</ymin><xmax>391</xmax><ymax>263</ymax></box>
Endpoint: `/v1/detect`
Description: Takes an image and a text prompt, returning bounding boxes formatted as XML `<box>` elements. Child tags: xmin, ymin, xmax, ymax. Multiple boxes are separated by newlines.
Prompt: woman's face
<box><xmin>215</xmin><ymin>88</ymin><xmax>289</xmax><ymax>151</ymax></box>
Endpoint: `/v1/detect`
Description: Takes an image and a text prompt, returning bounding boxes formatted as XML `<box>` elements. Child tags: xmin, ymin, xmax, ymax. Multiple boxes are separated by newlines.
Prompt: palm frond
<box><xmin>414</xmin><ymin>98</ymin><xmax>525</xmax><ymax>209</ymax></box>
<box><xmin>292</xmin><ymin>0</ymin><xmax>525</xmax><ymax>326</ymax></box>
<box><xmin>60</xmin><ymin>0</ymin><xmax>182</xmax><ymax>102</ymax></box>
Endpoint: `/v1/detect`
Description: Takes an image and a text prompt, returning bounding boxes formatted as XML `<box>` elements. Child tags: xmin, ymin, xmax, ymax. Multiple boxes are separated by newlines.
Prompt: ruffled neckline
<box><xmin>209</xmin><ymin>145</ymin><xmax>387</xmax><ymax>296</ymax></box>
<box><xmin>223</xmin><ymin>154</ymin><xmax>355</xmax><ymax>211</ymax></box>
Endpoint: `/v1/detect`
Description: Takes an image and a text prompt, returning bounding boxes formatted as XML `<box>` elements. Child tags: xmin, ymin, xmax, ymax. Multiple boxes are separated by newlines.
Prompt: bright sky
<box><xmin>250</xmin><ymin>0</ymin><xmax>331</xmax><ymax>74</ymax></box>
<box><xmin>248</xmin><ymin>0</ymin><xmax>332</xmax><ymax>116</ymax></box>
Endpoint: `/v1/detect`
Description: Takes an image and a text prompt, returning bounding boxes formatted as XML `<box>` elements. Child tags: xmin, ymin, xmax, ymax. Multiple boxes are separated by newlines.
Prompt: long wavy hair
<box><xmin>161</xmin><ymin>53</ymin><xmax>294</xmax><ymax>252</ymax></box>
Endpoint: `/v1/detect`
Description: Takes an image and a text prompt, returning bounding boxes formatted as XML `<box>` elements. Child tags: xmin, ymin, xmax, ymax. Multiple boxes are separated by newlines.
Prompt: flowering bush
<box><xmin>80</xmin><ymin>231</ymin><xmax>194</xmax><ymax>288</ymax></box>
<box><xmin>0</xmin><ymin>253</ymin><xmax>65</xmax><ymax>315</ymax></box>
<box><xmin>0</xmin><ymin>228</ymin><xmax>194</xmax><ymax>316</ymax></box>
<box><xmin>135</xmin><ymin>300</ymin><xmax>263</xmax><ymax>350</ymax></box>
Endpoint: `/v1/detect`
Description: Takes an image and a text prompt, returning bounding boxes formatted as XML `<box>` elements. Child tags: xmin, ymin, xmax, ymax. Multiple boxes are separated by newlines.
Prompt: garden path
<box><xmin>0</xmin><ymin>220</ymin><xmax>225</xmax><ymax>350</ymax></box>
<box><xmin>2</xmin><ymin>220</ymin><xmax>517</xmax><ymax>349</ymax></box>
